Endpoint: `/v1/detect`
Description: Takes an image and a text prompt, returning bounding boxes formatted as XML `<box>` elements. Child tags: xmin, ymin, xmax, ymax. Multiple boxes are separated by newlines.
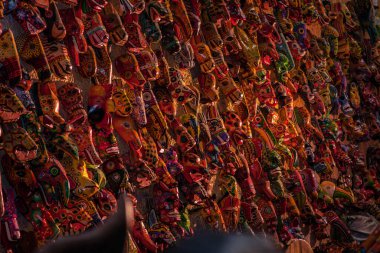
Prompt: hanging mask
<box><xmin>18</xmin><ymin>34</ymin><xmax>51</xmax><ymax>81</ymax></box>
<box><xmin>318</xmin><ymin>86</ymin><xmax>332</xmax><ymax>113</ymax></box>
<box><xmin>94</xmin><ymin>46</ymin><xmax>112</xmax><ymax>85</ymax></box>
<box><xmin>2</xmin><ymin>126</ymin><xmax>38</xmax><ymax>162</ymax></box>
<box><xmin>82</xmin><ymin>12</ymin><xmax>109</xmax><ymax>48</ymax></box>
<box><xmin>159</xmin><ymin>22</ymin><xmax>181</xmax><ymax>55</ymax></box>
<box><xmin>302</xmin><ymin>3</ymin><xmax>319</xmax><ymax>24</ymax></box>
<box><xmin>78</xmin><ymin>46</ymin><xmax>97</xmax><ymax>78</ymax></box>
<box><xmin>60</xmin><ymin>8</ymin><xmax>88</xmax><ymax>66</ymax></box>
<box><xmin>287</xmin><ymin>40</ymin><xmax>306</xmax><ymax>62</ymax></box>
<box><xmin>121</xmin><ymin>0</ymin><xmax>145</xmax><ymax>14</ymax></box>
<box><xmin>168</xmin><ymin>67</ymin><xmax>196</xmax><ymax>104</ymax></box>
<box><xmin>94</xmin><ymin>189</ymin><xmax>117</xmax><ymax>218</ymax></box>
<box><xmin>255</xmin><ymin>81</ymin><xmax>278</xmax><ymax>109</ymax></box>
<box><xmin>0</xmin><ymin>30</ymin><xmax>22</xmax><ymax>86</ymax></box>
<box><xmin>173</xmin><ymin>42</ymin><xmax>195</xmax><ymax>69</ymax></box>
<box><xmin>219</xmin><ymin>24</ymin><xmax>242</xmax><ymax>55</ymax></box>
<box><xmin>133</xmin><ymin>49</ymin><xmax>160</xmax><ymax>81</ymax></box>
<box><xmin>198</xmin><ymin>72</ymin><xmax>219</xmax><ymax>104</ymax></box>
<box><xmin>170</xmin><ymin>118</ymin><xmax>196</xmax><ymax>153</ymax></box>
<box><xmin>0</xmin><ymin>85</ymin><xmax>28</xmax><ymax>123</ymax></box>
<box><xmin>206</xmin><ymin>0</ymin><xmax>230</xmax><ymax>24</ymax></box>
<box><xmin>113</xmin><ymin>115</ymin><xmax>142</xmax><ymax>153</ymax></box>
<box><xmin>138</xmin><ymin>10</ymin><xmax>162</xmax><ymax>43</ymax></box>
<box><xmin>37</xmin><ymin>81</ymin><xmax>65</xmax><ymax>126</ymax></box>
<box><xmin>226</xmin><ymin>0</ymin><xmax>245</xmax><ymax>25</ymax></box>
<box><xmin>101</xmin><ymin>156</ymin><xmax>128</xmax><ymax>194</ymax></box>
<box><xmin>41</xmin><ymin>1</ymin><xmax>66</xmax><ymax>40</ymax></box>
<box><xmin>13</xmin><ymin>2</ymin><xmax>46</xmax><ymax>35</ymax></box>
<box><xmin>181</xmin><ymin>152</ymin><xmax>208</xmax><ymax>183</ymax></box>
<box><xmin>153</xmin><ymin>186</ymin><xmax>181</xmax><ymax>224</ymax></box>
<box><xmin>101</xmin><ymin>2</ymin><xmax>128</xmax><ymax>46</ymax></box>
<box><xmin>201</xmin><ymin>22</ymin><xmax>223</xmax><ymax>51</ymax></box>
<box><xmin>170</xmin><ymin>0</ymin><xmax>193</xmax><ymax>42</ymax></box>
<box><xmin>211</xmin><ymin>49</ymin><xmax>229</xmax><ymax>79</ymax></box>
<box><xmin>123</xmin><ymin>13</ymin><xmax>148</xmax><ymax>51</ymax></box>
<box><xmin>194</xmin><ymin>43</ymin><xmax>215</xmax><ymax>73</ymax></box>
<box><xmin>217</xmin><ymin>77</ymin><xmax>243</xmax><ymax>105</ymax></box>
<box><xmin>307</xmin><ymin>67</ymin><xmax>324</xmax><ymax>88</ymax></box>
<box><xmin>115</xmin><ymin>52</ymin><xmax>146</xmax><ymax>89</ymax></box>
<box><xmin>348</xmin><ymin>82</ymin><xmax>361</xmax><ymax>110</ymax></box>
<box><xmin>40</xmin><ymin>34</ymin><xmax>72</xmax><ymax>79</ymax></box>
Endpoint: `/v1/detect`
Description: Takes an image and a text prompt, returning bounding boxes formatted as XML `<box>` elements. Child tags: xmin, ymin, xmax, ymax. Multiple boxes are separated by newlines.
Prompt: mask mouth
<box><xmin>0</xmin><ymin>108</ymin><xmax>27</xmax><ymax>123</ymax></box>
<box><xmin>26</xmin><ymin>21</ymin><xmax>40</xmax><ymax>34</ymax></box>
<box><xmin>14</xmin><ymin>146</ymin><xmax>38</xmax><ymax>162</ymax></box>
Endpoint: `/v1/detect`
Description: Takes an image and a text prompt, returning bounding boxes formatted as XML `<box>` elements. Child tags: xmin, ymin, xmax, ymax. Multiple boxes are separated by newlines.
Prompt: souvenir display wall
<box><xmin>0</xmin><ymin>0</ymin><xmax>379</xmax><ymax>252</ymax></box>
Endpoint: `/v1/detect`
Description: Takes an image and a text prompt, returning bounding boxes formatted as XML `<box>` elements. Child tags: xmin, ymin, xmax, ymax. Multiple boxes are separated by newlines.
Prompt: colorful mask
<box><xmin>255</xmin><ymin>80</ymin><xmax>278</xmax><ymax>109</ymax></box>
<box><xmin>78</xmin><ymin>46</ymin><xmax>97</xmax><ymax>78</ymax></box>
<box><xmin>173</xmin><ymin>42</ymin><xmax>195</xmax><ymax>69</ymax></box>
<box><xmin>82</xmin><ymin>12</ymin><xmax>109</xmax><ymax>48</ymax></box>
<box><xmin>94</xmin><ymin>45</ymin><xmax>112</xmax><ymax>85</ymax></box>
<box><xmin>168</xmin><ymin>67</ymin><xmax>196</xmax><ymax>104</ymax></box>
<box><xmin>115</xmin><ymin>52</ymin><xmax>146</xmax><ymax>89</ymax></box>
<box><xmin>170</xmin><ymin>0</ymin><xmax>193</xmax><ymax>42</ymax></box>
<box><xmin>217</xmin><ymin>77</ymin><xmax>243</xmax><ymax>105</ymax></box>
<box><xmin>13</xmin><ymin>2</ymin><xmax>46</xmax><ymax>35</ymax></box>
<box><xmin>0</xmin><ymin>85</ymin><xmax>28</xmax><ymax>123</ymax></box>
<box><xmin>40</xmin><ymin>34</ymin><xmax>72</xmax><ymax>79</ymax></box>
<box><xmin>2</xmin><ymin>125</ymin><xmax>38</xmax><ymax>162</ymax></box>
<box><xmin>0</xmin><ymin>30</ymin><xmax>22</xmax><ymax>86</ymax></box>
<box><xmin>17</xmin><ymin>34</ymin><xmax>51</xmax><ymax>81</ymax></box>
<box><xmin>60</xmin><ymin>8</ymin><xmax>88</xmax><ymax>66</ymax></box>
<box><xmin>193</xmin><ymin>42</ymin><xmax>215</xmax><ymax>73</ymax></box>
<box><xmin>201</xmin><ymin>22</ymin><xmax>223</xmax><ymax>51</ymax></box>
<box><xmin>133</xmin><ymin>49</ymin><xmax>159</xmax><ymax>81</ymax></box>
<box><xmin>57</xmin><ymin>83</ymin><xmax>102</xmax><ymax>165</ymax></box>
<box><xmin>198</xmin><ymin>72</ymin><xmax>219</xmax><ymax>104</ymax></box>
<box><xmin>124</xmin><ymin>13</ymin><xmax>149</xmax><ymax>51</ymax></box>
<box><xmin>41</xmin><ymin>1</ymin><xmax>66</xmax><ymax>41</ymax></box>
<box><xmin>101</xmin><ymin>2</ymin><xmax>128</xmax><ymax>46</ymax></box>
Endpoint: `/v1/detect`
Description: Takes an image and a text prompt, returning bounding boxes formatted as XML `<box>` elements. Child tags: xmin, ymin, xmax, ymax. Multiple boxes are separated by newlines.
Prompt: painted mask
<box><xmin>121</xmin><ymin>0</ymin><xmax>145</xmax><ymax>14</ymax></box>
<box><xmin>223</xmin><ymin>111</ymin><xmax>248</xmax><ymax>146</ymax></box>
<box><xmin>13</xmin><ymin>2</ymin><xmax>46</xmax><ymax>35</ymax></box>
<box><xmin>0</xmin><ymin>85</ymin><xmax>28</xmax><ymax>123</ymax></box>
<box><xmin>194</xmin><ymin>43</ymin><xmax>215</xmax><ymax>73</ymax></box>
<box><xmin>133</xmin><ymin>49</ymin><xmax>159</xmax><ymax>81</ymax></box>
<box><xmin>255</xmin><ymin>80</ymin><xmax>278</xmax><ymax>109</ymax></box>
<box><xmin>40</xmin><ymin>35</ymin><xmax>72</xmax><ymax>79</ymax></box>
<box><xmin>115</xmin><ymin>52</ymin><xmax>146</xmax><ymax>89</ymax></box>
<box><xmin>198</xmin><ymin>72</ymin><xmax>219</xmax><ymax>104</ymax></box>
<box><xmin>173</xmin><ymin>42</ymin><xmax>195</xmax><ymax>69</ymax></box>
<box><xmin>287</xmin><ymin>39</ymin><xmax>306</xmax><ymax>62</ymax></box>
<box><xmin>181</xmin><ymin>152</ymin><xmax>208</xmax><ymax>183</ymax></box>
<box><xmin>153</xmin><ymin>186</ymin><xmax>181</xmax><ymax>224</ymax></box>
<box><xmin>217</xmin><ymin>77</ymin><xmax>243</xmax><ymax>105</ymax></box>
<box><xmin>40</xmin><ymin>1</ymin><xmax>66</xmax><ymax>40</ymax></box>
<box><xmin>101</xmin><ymin>2</ymin><xmax>128</xmax><ymax>46</ymax></box>
<box><xmin>37</xmin><ymin>81</ymin><xmax>65</xmax><ymax>126</ymax></box>
<box><xmin>155</xmin><ymin>86</ymin><xmax>177</xmax><ymax>118</ymax></box>
<box><xmin>0</xmin><ymin>30</ymin><xmax>22</xmax><ymax>86</ymax></box>
<box><xmin>82</xmin><ymin>12</ymin><xmax>109</xmax><ymax>48</ymax></box>
<box><xmin>168</xmin><ymin>67</ymin><xmax>196</xmax><ymax>104</ymax></box>
<box><xmin>170</xmin><ymin>118</ymin><xmax>196</xmax><ymax>153</ymax></box>
<box><xmin>139</xmin><ymin>10</ymin><xmax>162</xmax><ymax>43</ymax></box>
<box><xmin>2</xmin><ymin>126</ymin><xmax>38</xmax><ymax>162</ymax></box>
<box><xmin>123</xmin><ymin>13</ymin><xmax>148</xmax><ymax>51</ymax></box>
<box><xmin>201</xmin><ymin>22</ymin><xmax>223</xmax><ymax>51</ymax></box>
<box><xmin>60</xmin><ymin>8</ymin><xmax>88</xmax><ymax>66</ymax></box>
<box><xmin>94</xmin><ymin>189</ymin><xmax>117</xmax><ymax>218</ymax></box>
<box><xmin>109</xmin><ymin>81</ymin><xmax>132</xmax><ymax>117</ymax></box>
